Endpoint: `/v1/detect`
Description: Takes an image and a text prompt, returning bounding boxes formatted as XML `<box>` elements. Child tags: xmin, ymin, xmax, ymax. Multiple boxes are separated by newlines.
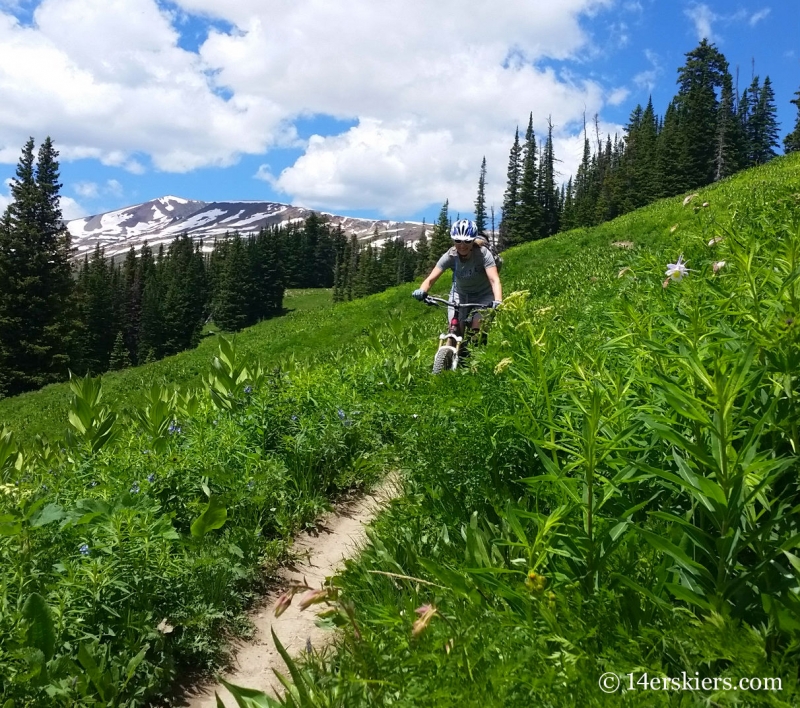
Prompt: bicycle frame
<box><xmin>422</xmin><ymin>295</ymin><xmax>491</xmax><ymax>372</ymax></box>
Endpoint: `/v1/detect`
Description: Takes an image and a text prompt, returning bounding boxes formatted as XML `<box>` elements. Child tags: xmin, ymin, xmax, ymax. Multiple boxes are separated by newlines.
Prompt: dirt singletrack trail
<box><xmin>183</xmin><ymin>474</ymin><xmax>400</xmax><ymax>707</ymax></box>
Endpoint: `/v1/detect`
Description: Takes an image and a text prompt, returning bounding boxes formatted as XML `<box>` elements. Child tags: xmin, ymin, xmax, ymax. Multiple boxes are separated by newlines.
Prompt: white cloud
<box><xmin>74</xmin><ymin>181</ymin><xmax>98</xmax><ymax>198</ymax></box>
<box><xmin>106</xmin><ymin>179</ymin><xmax>123</xmax><ymax>197</ymax></box>
<box><xmin>0</xmin><ymin>0</ymin><xmax>626</xmax><ymax>216</ymax></box>
<box><xmin>749</xmin><ymin>8</ymin><xmax>770</xmax><ymax>25</ymax></box>
<box><xmin>59</xmin><ymin>195</ymin><xmax>86</xmax><ymax>220</ymax></box>
<box><xmin>685</xmin><ymin>3</ymin><xmax>717</xmax><ymax>41</ymax></box>
<box><xmin>633</xmin><ymin>48</ymin><xmax>662</xmax><ymax>92</ymax></box>
<box><xmin>607</xmin><ymin>87</ymin><xmax>630</xmax><ymax>106</ymax></box>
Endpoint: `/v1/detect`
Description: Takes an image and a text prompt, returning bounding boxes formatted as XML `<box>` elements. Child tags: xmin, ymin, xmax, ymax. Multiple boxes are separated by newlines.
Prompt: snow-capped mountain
<box><xmin>66</xmin><ymin>196</ymin><xmax>431</xmax><ymax>260</ymax></box>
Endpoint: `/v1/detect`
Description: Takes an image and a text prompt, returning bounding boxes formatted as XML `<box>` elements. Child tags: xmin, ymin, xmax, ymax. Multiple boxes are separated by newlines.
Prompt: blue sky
<box><xmin>0</xmin><ymin>0</ymin><xmax>797</xmax><ymax>224</ymax></box>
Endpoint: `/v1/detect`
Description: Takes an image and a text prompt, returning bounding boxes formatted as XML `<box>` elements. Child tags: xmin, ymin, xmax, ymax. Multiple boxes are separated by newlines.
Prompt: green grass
<box><xmin>3</xmin><ymin>154</ymin><xmax>800</xmax><ymax>707</ymax></box>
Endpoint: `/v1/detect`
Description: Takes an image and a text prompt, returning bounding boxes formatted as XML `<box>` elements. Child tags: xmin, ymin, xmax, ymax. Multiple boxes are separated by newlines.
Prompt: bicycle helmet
<box><xmin>450</xmin><ymin>219</ymin><xmax>477</xmax><ymax>242</ymax></box>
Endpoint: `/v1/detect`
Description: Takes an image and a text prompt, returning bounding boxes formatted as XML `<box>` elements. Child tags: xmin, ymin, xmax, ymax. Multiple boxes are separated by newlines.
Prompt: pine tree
<box><xmin>109</xmin><ymin>331</ymin><xmax>131</xmax><ymax>370</ymax></box>
<box><xmin>516</xmin><ymin>113</ymin><xmax>541</xmax><ymax>242</ymax></box>
<box><xmin>474</xmin><ymin>156</ymin><xmax>487</xmax><ymax>236</ymax></box>
<box><xmin>161</xmin><ymin>234</ymin><xmax>207</xmax><ymax>354</ymax></box>
<box><xmin>137</xmin><ymin>244</ymin><xmax>164</xmax><ymax>362</ymax></box>
<box><xmin>428</xmin><ymin>200</ymin><xmax>451</xmax><ymax>268</ymax></box>
<box><xmin>538</xmin><ymin>118</ymin><xmax>559</xmax><ymax>238</ymax></box>
<box><xmin>675</xmin><ymin>39</ymin><xmax>730</xmax><ymax>187</ymax></box>
<box><xmin>785</xmin><ymin>86</ymin><xmax>800</xmax><ymax>154</ymax></box>
<box><xmin>656</xmin><ymin>100</ymin><xmax>691</xmax><ymax>197</ymax></box>
<box><xmin>714</xmin><ymin>71</ymin><xmax>747</xmax><ymax>180</ymax></box>
<box><xmin>573</xmin><ymin>122</ymin><xmax>595</xmax><ymax>226</ymax></box>
<box><xmin>121</xmin><ymin>246</ymin><xmax>141</xmax><ymax>364</ymax></box>
<box><xmin>499</xmin><ymin>127</ymin><xmax>521</xmax><ymax>251</ymax></box>
<box><xmin>750</xmin><ymin>76</ymin><xmax>780</xmax><ymax>165</ymax></box>
<box><xmin>212</xmin><ymin>234</ymin><xmax>250</xmax><ymax>331</ymax></box>
<box><xmin>0</xmin><ymin>137</ymin><xmax>75</xmax><ymax>396</ymax></box>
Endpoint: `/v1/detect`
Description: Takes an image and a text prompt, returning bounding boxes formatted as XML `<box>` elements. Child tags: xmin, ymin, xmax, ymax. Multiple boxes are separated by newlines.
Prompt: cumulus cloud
<box><xmin>59</xmin><ymin>195</ymin><xmax>86</xmax><ymax>220</ymax></box>
<box><xmin>0</xmin><ymin>0</ymin><xmax>626</xmax><ymax>216</ymax></box>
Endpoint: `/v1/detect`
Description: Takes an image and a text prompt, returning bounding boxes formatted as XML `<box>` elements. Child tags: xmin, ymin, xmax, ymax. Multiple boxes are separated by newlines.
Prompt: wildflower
<box><xmin>130</xmin><ymin>482</ymin><xmax>140</xmax><ymax>494</ymax></box>
<box><xmin>244</xmin><ymin>385</ymin><xmax>253</xmax><ymax>394</ymax></box>
<box><xmin>337</xmin><ymin>409</ymin><xmax>346</xmax><ymax>421</ymax></box>
<box><xmin>42</xmin><ymin>484</ymin><xmax>48</xmax><ymax>492</ymax></box>
<box><xmin>611</xmin><ymin>240</ymin><xmax>634</xmax><ymax>249</ymax></box>
<box><xmin>305</xmin><ymin>637</ymin><xmax>313</xmax><ymax>653</ymax></box>
<box><xmin>617</xmin><ymin>267</ymin><xmax>632</xmax><ymax>279</ymax></box>
<box><xmin>662</xmin><ymin>279</ymin><xmax>670</xmax><ymax>289</ymax></box>
<box><xmin>712</xmin><ymin>260</ymin><xmax>726</xmax><ymax>274</ymax></box>
<box><xmin>89</xmin><ymin>481</ymin><xmax>99</xmax><ymax>488</ymax></box>
<box><xmin>247</xmin><ymin>480</ymin><xmax>255</xmax><ymax>489</ymax></box>
<box><xmin>412</xmin><ymin>413</ymin><xmax>419</xmax><ymax>419</ymax></box>
<box><xmin>79</xmin><ymin>543</ymin><xmax>90</xmax><ymax>556</ymax></box>
<box><xmin>670</xmin><ymin>224</ymin><xmax>678</xmax><ymax>233</ymax></box>
<box><xmin>683</xmin><ymin>193</ymin><xmax>699</xmax><ymax>206</ymax></box>
<box><xmin>412</xmin><ymin>604</ymin><xmax>438</xmax><ymax>637</ymax></box>
<box><xmin>143</xmin><ymin>449</ymin><xmax>150</xmax><ymax>455</ymax></box>
<box><xmin>708</xmin><ymin>236</ymin><xmax>724</xmax><ymax>247</ymax></box>
<box><xmin>157</xmin><ymin>618</ymin><xmax>174</xmax><ymax>634</ymax></box>
<box><xmin>168</xmin><ymin>421</ymin><xmax>182</xmax><ymax>435</ymax></box>
<box><xmin>525</xmin><ymin>571</ymin><xmax>547</xmax><ymax>593</ymax></box>
<box><xmin>274</xmin><ymin>591</ymin><xmax>293</xmax><ymax>617</ymax></box>
<box><xmin>212</xmin><ymin>420</ymin><xmax>218</xmax><ymax>426</ymax></box>
<box><xmin>291</xmin><ymin>415</ymin><xmax>298</xmax><ymax>421</ymax></box>
<box><xmin>147</xmin><ymin>473</ymin><xmax>156</xmax><ymax>483</ymax></box>
<box><xmin>665</xmin><ymin>254</ymin><xmax>690</xmax><ymax>281</ymax></box>
<box><xmin>702</xmin><ymin>201</ymin><xmax>710</xmax><ymax>208</ymax></box>
<box><xmin>445</xmin><ymin>638</ymin><xmax>455</xmax><ymax>654</ymax></box>
<box><xmin>297</xmin><ymin>588</ymin><xmax>330</xmax><ymax>610</ymax></box>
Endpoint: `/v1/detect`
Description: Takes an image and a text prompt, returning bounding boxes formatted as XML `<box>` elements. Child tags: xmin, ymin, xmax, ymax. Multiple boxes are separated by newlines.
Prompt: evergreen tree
<box><xmin>474</xmin><ymin>156</ymin><xmax>487</xmax><ymax>236</ymax></box>
<box><xmin>750</xmin><ymin>76</ymin><xmax>780</xmax><ymax>165</ymax></box>
<box><xmin>109</xmin><ymin>331</ymin><xmax>131</xmax><ymax>370</ymax></box>
<box><xmin>428</xmin><ymin>200</ymin><xmax>451</xmax><ymax>268</ymax></box>
<box><xmin>80</xmin><ymin>245</ymin><xmax>115</xmax><ymax>373</ymax></box>
<box><xmin>675</xmin><ymin>39</ymin><xmax>730</xmax><ymax>187</ymax></box>
<box><xmin>784</xmin><ymin>86</ymin><xmax>800</xmax><ymax>154</ymax></box>
<box><xmin>516</xmin><ymin>113</ymin><xmax>541</xmax><ymax>242</ymax></box>
<box><xmin>160</xmin><ymin>234</ymin><xmax>207</xmax><ymax>354</ymax></box>
<box><xmin>212</xmin><ymin>234</ymin><xmax>250</xmax><ymax>331</ymax></box>
<box><xmin>714</xmin><ymin>71</ymin><xmax>747</xmax><ymax>180</ymax></box>
<box><xmin>0</xmin><ymin>137</ymin><xmax>74</xmax><ymax>396</ymax></box>
<box><xmin>656</xmin><ymin>100</ymin><xmax>691</xmax><ymax>197</ymax></box>
<box><xmin>538</xmin><ymin>118</ymin><xmax>559</xmax><ymax>238</ymax></box>
<box><xmin>573</xmin><ymin>123</ymin><xmax>595</xmax><ymax>226</ymax></box>
<box><xmin>499</xmin><ymin>127</ymin><xmax>521</xmax><ymax>250</ymax></box>
<box><xmin>137</xmin><ymin>244</ymin><xmax>164</xmax><ymax>362</ymax></box>
<box><xmin>121</xmin><ymin>246</ymin><xmax>142</xmax><ymax>364</ymax></box>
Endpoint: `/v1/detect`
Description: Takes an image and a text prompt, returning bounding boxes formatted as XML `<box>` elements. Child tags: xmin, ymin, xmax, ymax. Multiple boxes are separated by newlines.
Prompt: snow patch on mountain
<box><xmin>67</xmin><ymin>196</ymin><xmax>432</xmax><ymax>260</ymax></box>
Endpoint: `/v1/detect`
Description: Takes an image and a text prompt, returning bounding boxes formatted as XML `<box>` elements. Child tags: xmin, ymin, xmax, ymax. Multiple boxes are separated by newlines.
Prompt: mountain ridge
<box><xmin>66</xmin><ymin>196</ymin><xmax>431</xmax><ymax>259</ymax></box>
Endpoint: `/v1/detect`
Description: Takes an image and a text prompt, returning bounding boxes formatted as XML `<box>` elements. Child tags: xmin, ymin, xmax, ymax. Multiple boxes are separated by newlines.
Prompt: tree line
<box><xmin>0</xmin><ymin>143</ymin><xmax>354</xmax><ymax>397</ymax></box>
<box><xmin>497</xmin><ymin>39</ymin><xmax>800</xmax><ymax>246</ymax></box>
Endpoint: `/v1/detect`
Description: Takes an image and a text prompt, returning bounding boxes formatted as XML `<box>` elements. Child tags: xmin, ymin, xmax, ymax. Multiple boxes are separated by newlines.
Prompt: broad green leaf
<box><xmin>218</xmin><ymin>680</ymin><xmax>281</xmax><ymax>708</ymax></box>
<box><xmin>191</xmin><ymin>495</ymin><xmax>227</xmax><ymax>538</ymax></box>
<box><xmin>664</xmin><ymin>582</ymin><xmax>712</xmax><ymax>610</ymax></box>
<box><xmin>30</xmin><ymin>503</ymin><xmax>66</xmax><ymax>528</ymax></box>
<box><xmin>22</xmin><ymin>593</ymin><xmax>56</xmax><ymax>661</ymax></box>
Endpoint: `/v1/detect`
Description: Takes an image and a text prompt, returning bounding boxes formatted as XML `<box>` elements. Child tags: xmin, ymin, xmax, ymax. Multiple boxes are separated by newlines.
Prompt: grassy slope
<box><xmin>6</xmin><ymin>156</ymin><xmax>789</xmax><ymax>445</ymax></box>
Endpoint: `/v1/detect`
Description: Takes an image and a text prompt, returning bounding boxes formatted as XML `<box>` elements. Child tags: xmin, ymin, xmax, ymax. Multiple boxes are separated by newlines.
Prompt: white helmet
<box><xmin>450</xmin><ymin>219</ymin><xmax>477</xmax><ymax>242</ymax></box>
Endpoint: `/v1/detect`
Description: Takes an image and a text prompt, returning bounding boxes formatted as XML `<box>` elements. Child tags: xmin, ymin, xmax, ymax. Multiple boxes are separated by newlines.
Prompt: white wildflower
<box><xmin>712</xmin><ymin>260</ymin><xmax>726</xmax><ymax>273</ymax></box>
<box><xmin>708</xmin><ymin>236</ymin><xmax>724</xmax><ymax>247</ymax></box>
<box><xmin>665</xmin><ymin>255</ymin><xmax>690</xmax><ymax>281</ymax></box>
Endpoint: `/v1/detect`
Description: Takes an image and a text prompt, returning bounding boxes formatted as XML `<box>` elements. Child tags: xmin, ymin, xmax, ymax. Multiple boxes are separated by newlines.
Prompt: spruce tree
<box><xmin>161</xmin><ymin>234</ymin><xmax>208</xmax><ymax>354</ymax></box>
<box><xmin>538</xmin><ymin>118</ymin><xmax>559</xmax><ymax>238</ymax></box>
<box><xmin>714</xmin><ymin>71</ymin><xmax>746</xmax><ymax>180</ymax></box>
<box><xmin>0</xmin><ymin>137</ymin><xmax>74</xmax><ymax>395</ymax></box>
<box><xmin>80</xmin><ymin>245</ymin><xmax>115</xmax><ymax>373</ymax></box>
<box><xmin>428</xmin><ymin>200</ymin><xmax>452</xmax><ymax>268</ymax></box>
<box><xmin>137</xmin><ymin>244</ymin><xmax>164</xmax><ymax>362</ymax></box>
<box><xmin>750</xmin><ymin>76</ymin><xmax>780</xmax><ymax>165</ymax></box>
<box><xmin>499</xmin><ymin>127</ymin><xmax>521</xmax><ymax>250</ymax></box>
<box><xmin>784</xmin><ymin>86</ymin><xmax>800</xmax><ymax>154</ymax></box>
<box><xmin>474</xmin><ymin>156</ymin><xmax>487</xmax><ymax>237</ymax></box>
<box><xmin>516</xmin><ymin>113</ymin><xmax>541</xmax><ymax>242</ymax></box>
<box><xmin>675</xmin><ymin>39</ymin><xmax>729</xmax><ymax>187</ymax></box>
<box><xmin>109</xmin><ymin>331</ymin><xmax>131</xmax><ymax>370</ymax></box>
<box><xmin>212</xmin><ymin>234</ymin><xmax>250</xmax><ymax>331</ymax></box>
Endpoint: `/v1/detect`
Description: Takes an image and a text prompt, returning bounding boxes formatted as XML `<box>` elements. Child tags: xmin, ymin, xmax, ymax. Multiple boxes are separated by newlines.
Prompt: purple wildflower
<box><xmin>147</xmin><ymin>473</ymin><xmax>156</xmax><ymax>483</ymax></box>
<box><xmin>79</xmin><ymin>544</ymin><xmax>90</xmax><ymax>556</ymax></box>
<box><xmin>130</xmin><ymin>482</ymin><xmax>140</xmax><ymax>494</ymax></box>
<box><xmin>337</xmin><ymin>409</ymin><xmax>346</xmax><ymax>420</ymax></box>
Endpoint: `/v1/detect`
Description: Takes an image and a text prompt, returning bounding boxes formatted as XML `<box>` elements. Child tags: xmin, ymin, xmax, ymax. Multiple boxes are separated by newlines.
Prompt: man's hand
<box><xmin>412</xmin><ymin>289</ymin><xmax>428</xmax><ymax>301</ymax></box>
<box><xmin>492</xmin><ymin>300</ymin><xmax>502</xmax><ymax>309</ymax></box>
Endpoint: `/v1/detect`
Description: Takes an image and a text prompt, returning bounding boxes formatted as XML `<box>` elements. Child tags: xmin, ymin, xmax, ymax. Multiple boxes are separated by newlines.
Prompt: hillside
<box><xmin>1</xmin><ymin>153</ymin><xmax>799</xmax><ymax>707</ymax></box>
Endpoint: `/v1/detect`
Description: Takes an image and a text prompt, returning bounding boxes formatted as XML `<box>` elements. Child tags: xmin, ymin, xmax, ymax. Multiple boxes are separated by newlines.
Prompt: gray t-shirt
<box><xmin>436</xmin><ymin>245</ymin><xmax>496</xmax><ymax>298</ymax></box>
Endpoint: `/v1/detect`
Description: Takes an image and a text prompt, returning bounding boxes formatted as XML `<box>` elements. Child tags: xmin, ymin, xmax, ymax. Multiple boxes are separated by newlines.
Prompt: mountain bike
<box><xmin>421</xmin><ymin>295</ymin><xmax>492</xmax><ymax>374</ymax></box>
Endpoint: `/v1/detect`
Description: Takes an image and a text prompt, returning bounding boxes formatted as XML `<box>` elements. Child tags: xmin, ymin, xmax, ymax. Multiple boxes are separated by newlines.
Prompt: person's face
<box><xmin>454</xmin><ymin>240</ymin><xmax>473</xmax><ymax>256</ymax></box>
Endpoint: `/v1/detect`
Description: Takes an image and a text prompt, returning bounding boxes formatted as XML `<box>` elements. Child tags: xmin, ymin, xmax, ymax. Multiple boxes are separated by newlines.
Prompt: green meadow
<box><xmin>1</xmin><ymin>154</ymin><xmax>799</xmax><ymax>706</ymax></box>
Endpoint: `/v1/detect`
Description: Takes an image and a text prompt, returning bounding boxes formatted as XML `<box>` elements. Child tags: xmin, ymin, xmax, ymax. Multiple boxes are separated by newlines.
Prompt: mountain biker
<box><xmin>412</xmin><ymin>219</ymin><xmax>502</xmax><ymax>345</ymax></box>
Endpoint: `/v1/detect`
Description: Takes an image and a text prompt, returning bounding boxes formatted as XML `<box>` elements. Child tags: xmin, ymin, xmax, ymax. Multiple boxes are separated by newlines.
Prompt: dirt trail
<box><xmin>183</xmin><ymin>475</ymin><xmax>399</xmax><ymax>707</ymax></box>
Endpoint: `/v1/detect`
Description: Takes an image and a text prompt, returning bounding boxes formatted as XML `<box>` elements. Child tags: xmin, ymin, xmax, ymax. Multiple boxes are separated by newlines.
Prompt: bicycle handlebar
<box><xmin>423</xmin><ymin>295</ymin><xmax>490</xmax><ymax>309</ymax></box>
